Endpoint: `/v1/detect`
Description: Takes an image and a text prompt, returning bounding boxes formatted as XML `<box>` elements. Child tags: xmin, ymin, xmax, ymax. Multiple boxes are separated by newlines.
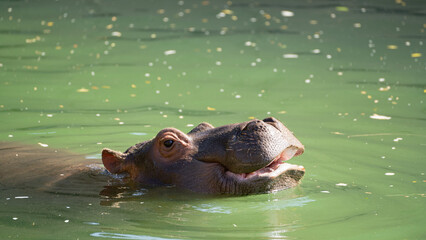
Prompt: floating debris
<box><xmin>164</xmin><ymin>50</ymin><xmax>176</xmax><ymax>56</ymax></box>
<box><xmin>387</xmin><ymin>45</ymin><xmax>398</xmax><ymax>50</ymax></box>
<box><xmin>283</xmin><ymin>54</ymin><xmax>299</xmax><ymax>59</ymax></box>
<box><xmin>411</xmin><ymin>53</ymin><xmax>422</xmax><ymax>58</ymax></box>
<box><xmin>335</xmin><ymin>6</ymin><xmax>349</xmax><ymax>12</ymax></box>
<box><xmin>335</xmin><ymin>183</ymin><xmax>348</xmax><ymax>187</ymax></box>
<box><xmin>111</xmin><ymin>31</ymin><xmax>122</xmax><ymax>37</ymax></box>
<box><xmin>370</xmin><ymin>114</ymin><xmax>391</xmax><ymax>120</ymax></box>
<box><xmin>379</xmin><ymin>86</ymin><xmax>391</xmax><ymax>91</ymax></box>
<box><xmin>15</xmin><ymin>196</ymin><xmax>29</xmax><ymax>199</ymax></box>
<box><xmin>311</xmin><ymin>49</ymin><xmax>321</xmax><ymax>54</ymax></box>
<box><xmin>393</xmin><ymin>137</ymin><xmax>403</xmax><ymax>142</ymax></box>
<box><xmin>385</xmin><ymin>172</ymin><xmax>395</xmax><ymax>176</ymax></box>
<box><xmin>38</xmin><ymin>142</ymin><xmax>48</xmax><ymax>147</ymax></box>
<box><xmin>244</xmin><ymin>41</ymin><xmax>256</xmax><ymax>47</ymax></box>
<box><xmin>321</xmin><ymin>191</ymin><xmax>330</xmax><ymax>193</ymax></box>
<box><xmin>281</xmin><ymin>10</ymin><xmax>294</xmax><ymax>17</ymax></box>
<box><xmin>77</xmin><ymin>88</ymin><xmax>89</xmax><ymax>93</ymax></box>
<box><xmin>207</xmin><ymin>106</ymin><xmax>216</xmax><ymax>111</ymax></box>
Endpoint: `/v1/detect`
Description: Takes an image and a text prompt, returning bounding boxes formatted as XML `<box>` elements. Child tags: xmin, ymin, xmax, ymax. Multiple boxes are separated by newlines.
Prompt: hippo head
<box><xmin>102</xmin><ymin>117</ymin><xmax>305</xmax><ymax>195</ymax></box>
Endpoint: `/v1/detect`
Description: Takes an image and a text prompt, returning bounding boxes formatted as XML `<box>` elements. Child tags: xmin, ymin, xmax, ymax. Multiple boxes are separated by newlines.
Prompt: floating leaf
<box><xmin>111</xmin><ymin>31</ymin><xmax>122</xmax><ymax>37</ymax></box>
<box><xmin>164</xmin><ymin>50</ymin><xmax>176</xmax><ymax>56</ymax></box>
<box><xmin>411</xmin><ymin>53</ymin><xmax>422</xmax><ymax>58</ymax></box>
<box><xmin>38</xmin><ymin>142</ymin><xmax>48</xmax><ymax>147</ymax></box>
<box><xmin>281</xmin><ymin>10</ymin><xmax>294</xmax><ymax>17</ymax></box>
<box><xmin>222</xmin><ymin>9</ymin><xmax>233</xmax><ymax>15</ymax></box>
<box><xmin>370</xmin><ymin>114</ymin><xmax>391</xmax><ymax>120</ymax></box>
<box><xmin>207</xmin><ymin>106</ymin><xmax>216</xmax><ymax>111</ymax></box>
<box><xmin>336</xmin><ymin>183</ymin><xmax>347</xmax><ymax>186</ymax></box>
<box><xmin>77</xmin><ymin>88</ymin><xmax>89</xmax><ymax>93</ymax></box>
<box><xmin>378</xmin><ymin>86</ymin><xmax>391</xmax><ymax>91</ymax></box>
<box><xmin>283</xmin><ymin>54</ymin><xmax>299</xmax><ymax>59</ymax></box>
<box><xmin>335</xmin><ymin>6</ymin><xmax>349</xmax><ymax>12</ymax></box>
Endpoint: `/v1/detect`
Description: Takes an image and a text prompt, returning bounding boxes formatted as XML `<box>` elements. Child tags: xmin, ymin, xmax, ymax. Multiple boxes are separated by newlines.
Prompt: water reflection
<box><xmin>91</xmin><ymin>232</ymin><xmax>180</xmax><ymax>240</ymax></box>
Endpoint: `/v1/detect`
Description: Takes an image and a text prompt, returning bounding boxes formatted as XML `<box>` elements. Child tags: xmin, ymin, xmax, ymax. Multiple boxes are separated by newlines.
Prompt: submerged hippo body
<box><xmin>103</xmin><ymin>117</ymin><xmax>305</xmax><ymax>195</ymax></box>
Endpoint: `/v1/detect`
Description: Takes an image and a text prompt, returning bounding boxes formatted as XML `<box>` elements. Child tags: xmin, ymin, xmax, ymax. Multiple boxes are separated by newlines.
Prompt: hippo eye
<box><xmin>163</xmin><ymin>140</ymin><xmax>174</xmax><ymax>148</ymax></box>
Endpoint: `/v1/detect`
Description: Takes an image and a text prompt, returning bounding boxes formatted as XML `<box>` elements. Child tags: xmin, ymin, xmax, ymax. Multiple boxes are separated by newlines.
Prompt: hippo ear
<box><xmin>188</xmin><ymin>122</ymin><xmax>214</xmax><ymax>134</ymax></box>
<box><xmin>102</xmin><ymin>148</ymin><xmax>127</xmax><ymax>174</ymax></box>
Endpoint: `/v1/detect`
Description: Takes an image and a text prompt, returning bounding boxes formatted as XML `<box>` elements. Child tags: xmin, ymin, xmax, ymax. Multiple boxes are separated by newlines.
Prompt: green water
<box><xmin>1</xmin><ymin>0</ymin><xmax>425</xmax><ymax>239</ymax></box>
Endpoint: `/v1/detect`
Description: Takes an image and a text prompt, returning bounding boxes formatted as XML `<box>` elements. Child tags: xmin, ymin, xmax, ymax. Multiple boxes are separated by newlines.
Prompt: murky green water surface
<box><xmin>1</xmin><ymin>0</ymin><xmax>425</xmax><ymax>239</ymax></box>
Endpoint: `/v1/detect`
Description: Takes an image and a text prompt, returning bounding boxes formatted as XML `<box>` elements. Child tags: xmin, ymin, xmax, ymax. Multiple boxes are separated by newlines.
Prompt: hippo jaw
<box><xmin>217</xmin><ymin>146</ymin><xmax>305</xmax><ymax>194</ymax></box>
<box><xmin>225</xmin><ymin>147</ymin><xmax>304</xmax><ymax>180</ymax></box>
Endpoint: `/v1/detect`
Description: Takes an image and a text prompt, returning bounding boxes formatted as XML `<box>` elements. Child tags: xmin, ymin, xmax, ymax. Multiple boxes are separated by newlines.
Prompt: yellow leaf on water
<box><xmin>91</xmin><ymin>86</ymin><xmax>99</xmax><ymax>90</ymax></box>
<box><xmin>207</xmin><ymin>106</ymin><xmax>216</xmax><ymax>111</ymax></box>
<box><xmin>278</xmin><ymin>110</ymin><xmax>287</xmax><ymax>114</ymax></box>
<box><xmin>222</xmin><ymin>9</ymin><xmax>233</xmax><ymax>15</ymax></box>
<box><xmin>101</xmin><ymin>86</ymin><xmax>111</xmax><ymax>89</ymax></box>
<box><xmin>77</xmin><ymin>88</ymin><xmax>89</xmax><ymax>93</ymax></box>
<box><xmin>411</xmin><ymin>53</ymin><xmax>422</xmax><ymax>58</ymax></box>
<box><xmin>131</xmin><ymin>84</ymin><xmax>137</xmax><ymax>88</ymax></box>
<box><xmin>47</xmin><ymin>22</ymin><xmax>54</xmax><ymax>27</ymax></box>
<box><xmin>387</xmin><ymin>45</ymin><xmax>398</xmax><ymax>50</ymax></box>
<box><xmin>248</xmin><ymin>116</ymin><xmax>255</xmax><ymax>120</ymax></box>
<box><xmin>335</xmin><ymin>6</ymin><xmax>349</xmax><ymax>12</ymax></box>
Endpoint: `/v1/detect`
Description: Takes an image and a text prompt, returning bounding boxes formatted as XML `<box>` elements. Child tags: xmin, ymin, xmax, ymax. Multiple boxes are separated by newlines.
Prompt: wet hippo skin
<box><xmin>103</xmin><ymin>117</ymin><xmax>305</xmax><ymax>195</ymax></box>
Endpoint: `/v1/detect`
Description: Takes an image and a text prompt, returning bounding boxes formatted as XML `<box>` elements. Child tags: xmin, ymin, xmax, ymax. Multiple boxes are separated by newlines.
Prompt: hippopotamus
<box><xmin>102</xmin><ymin>117</ymin><xmax>305</xmax><ymax>195</ymax></box>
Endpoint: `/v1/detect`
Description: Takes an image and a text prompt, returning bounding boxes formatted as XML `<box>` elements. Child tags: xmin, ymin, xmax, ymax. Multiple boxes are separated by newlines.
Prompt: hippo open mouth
<box><xmin>102</xmin><ymin>117</ymin><xmax>305</xmax><ymax>195</ymax></box>
<box><xmin>225</xmin><ymin>147</ymin><xmax>304</xmax><ymax>181</ymax></box>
